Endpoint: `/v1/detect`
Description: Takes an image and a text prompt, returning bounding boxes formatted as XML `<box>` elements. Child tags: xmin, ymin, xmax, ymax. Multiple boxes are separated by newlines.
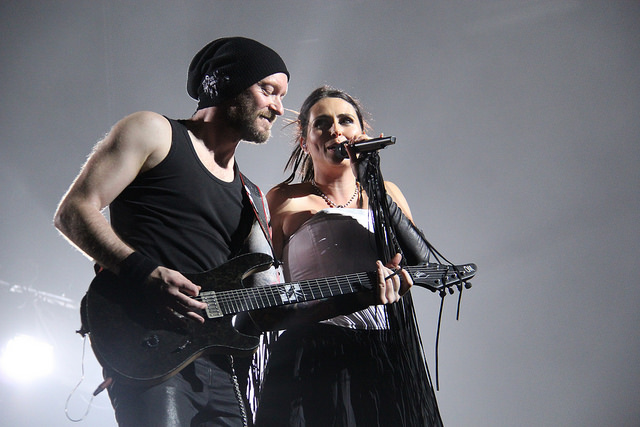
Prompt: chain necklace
<box><xmin>311</xmin><ymin>178</ymin><xmax>360</xmax><ymax>208</ymax></box>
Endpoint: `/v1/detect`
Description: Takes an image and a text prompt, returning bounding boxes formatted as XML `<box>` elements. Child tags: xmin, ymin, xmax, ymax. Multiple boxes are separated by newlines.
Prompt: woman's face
<box><xmin>302</xmin><ymin>97</ymin><xmax>363</xmax><ymax>167</ymax></box>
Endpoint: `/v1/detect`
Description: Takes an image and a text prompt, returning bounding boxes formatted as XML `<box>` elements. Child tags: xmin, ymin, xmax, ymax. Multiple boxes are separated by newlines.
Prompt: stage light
<box><xmin>0</xmin><ymin>334</ymin><xmax>54</xmax><ymax>383</ymax></box>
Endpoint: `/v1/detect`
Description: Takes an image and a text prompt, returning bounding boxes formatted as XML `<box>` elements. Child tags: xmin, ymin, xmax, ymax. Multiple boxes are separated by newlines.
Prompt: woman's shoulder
<box><xmin>266</xmin><ymin>182</ymin><xmax>318</xmax><ymax>255</ymax></box>
<box><xmin>267</xmin><ymin>182</ymin><xmax>312</xmax><ymax>205</ymax></box>
<box><xmin>383</xmin><ymin>180</ymin><xmax>413</xmax><ymax>220</ymax></box>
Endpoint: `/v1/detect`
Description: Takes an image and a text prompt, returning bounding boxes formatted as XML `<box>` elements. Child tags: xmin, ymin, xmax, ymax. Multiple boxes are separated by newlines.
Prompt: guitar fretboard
<box><xmin>198</xmin><ymin>263</ymin><xmax>475</xmax><ymax>319</ymax></box>
<box><xmin>202</xmin><ymin>272</ymin><xmax>372</xmax><ymax>317</ymax></box>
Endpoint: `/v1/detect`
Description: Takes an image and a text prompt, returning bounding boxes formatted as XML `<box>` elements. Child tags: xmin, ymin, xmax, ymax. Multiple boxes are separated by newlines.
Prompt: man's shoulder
<box><xmin>119</xmin><ymin>111</ymin><xmax>171</xmax><ymax>131</ymax></box>
<box><xmin>107</xmin><ymin>111</ymin><xmax>174</xmax><ymax>164</ymax></box>
<box><xmin>114</xmin><ymin>111</ymin><xmax>172</xmax><ymax>144</ymax></box>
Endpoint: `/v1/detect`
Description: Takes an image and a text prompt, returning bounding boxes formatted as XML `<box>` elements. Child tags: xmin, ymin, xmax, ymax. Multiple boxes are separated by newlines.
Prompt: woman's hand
<box><xmin>345</xmin><ymin>133</ymin><xmax>389</xmax><ymax>186</ymax></box>
<box><xmin>375</xmin><ymin>253</ymin><xmax>413</xmax><ymax>304</ymax></box>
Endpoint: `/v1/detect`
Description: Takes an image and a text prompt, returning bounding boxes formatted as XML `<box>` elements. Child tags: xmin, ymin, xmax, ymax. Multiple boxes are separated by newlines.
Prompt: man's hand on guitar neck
<box><xmin>144</xmin><ymin>266</ymin><xmax>208</xmax><ymax>323</ymax></box>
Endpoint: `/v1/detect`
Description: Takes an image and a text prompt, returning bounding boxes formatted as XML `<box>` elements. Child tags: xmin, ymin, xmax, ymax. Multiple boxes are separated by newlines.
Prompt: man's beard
<box><xmin>226</xmin><ymin>92</ymin><xmax>275</xmax><ymax>144</ymax></box>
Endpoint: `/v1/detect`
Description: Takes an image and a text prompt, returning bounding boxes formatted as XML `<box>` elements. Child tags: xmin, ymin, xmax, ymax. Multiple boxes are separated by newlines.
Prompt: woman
<box><xmin>254</xmin><ymin>86</ymin><xmax>443</xmax><ymax>426</ymax></box>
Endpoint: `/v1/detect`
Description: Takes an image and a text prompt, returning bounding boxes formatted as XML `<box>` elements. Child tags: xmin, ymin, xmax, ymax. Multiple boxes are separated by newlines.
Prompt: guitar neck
<box><xmin>202</xmin><ymin>271</ymin><xmax>373</xmax><ymax>318</ymax></box>
<box><xmin>200</xmin><ymin>263</ymin><xmax>475</xmax><ymax>319</ymax></box>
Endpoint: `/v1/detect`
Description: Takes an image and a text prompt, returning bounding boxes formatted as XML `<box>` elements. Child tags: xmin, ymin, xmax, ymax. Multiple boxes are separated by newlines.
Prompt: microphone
<box><xmin>336</xmin><ymin>136</ymin><xmax>396</xmax><ymax>159</ymax></box>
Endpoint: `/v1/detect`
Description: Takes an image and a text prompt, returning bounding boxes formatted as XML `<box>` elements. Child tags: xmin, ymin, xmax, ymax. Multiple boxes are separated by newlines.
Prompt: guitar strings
<box><xmin>193</xmin><ymin>271</ymin><xmax>370</xmax><ymax>312</ymax></box>
<box><xmin>192</xmin><ymin>266</ymin><xmax>457</xmax><ymax>308</ymax></box>
<box><xmin>192</xmin><ymin>265</ymin><xmax>466</xmax><ymax>316</ymax></box>
<box><xmin>213</xmin><ymin>272</ymin><xmax>369</xmax><ymax>311</ymax></box>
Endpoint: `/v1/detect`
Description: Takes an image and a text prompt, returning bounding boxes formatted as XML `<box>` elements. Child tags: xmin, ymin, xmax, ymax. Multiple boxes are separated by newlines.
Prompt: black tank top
<box><xmin>110</xmin><ymin>117</ymin><xmax>254</xmax><ymax>273</ymax></box>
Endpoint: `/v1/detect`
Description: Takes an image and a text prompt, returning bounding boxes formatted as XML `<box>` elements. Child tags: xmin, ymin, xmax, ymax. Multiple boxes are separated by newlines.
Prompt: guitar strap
<box><xmin>239</xmin><ymin>172</ymin><xmax>280</xmax><ymax>267</ymax></box>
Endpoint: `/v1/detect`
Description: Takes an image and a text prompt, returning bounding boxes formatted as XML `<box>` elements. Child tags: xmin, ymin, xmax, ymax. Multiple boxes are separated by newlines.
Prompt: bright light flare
<box><xmin>0</xmin><ymin>334</ymin><xmax>54</xmax><ymax>383</ymax></box>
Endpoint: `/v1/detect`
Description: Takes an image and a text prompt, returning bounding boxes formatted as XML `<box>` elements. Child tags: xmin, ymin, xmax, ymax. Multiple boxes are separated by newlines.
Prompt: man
<box><xmin>54</xmin><ymin>37</ymin><xmax>289</xmax><ymax>427</ymax></box>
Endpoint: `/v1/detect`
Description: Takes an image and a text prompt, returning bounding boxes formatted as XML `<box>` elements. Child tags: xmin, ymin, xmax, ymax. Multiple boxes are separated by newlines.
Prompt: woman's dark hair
<box><xmin>283</xmin><ymin>85</ymin><xmax>369</xmax><ymax>183</ymax></box>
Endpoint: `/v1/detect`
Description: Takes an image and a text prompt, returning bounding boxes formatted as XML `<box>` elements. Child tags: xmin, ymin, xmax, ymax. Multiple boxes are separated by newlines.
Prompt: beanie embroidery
<box><xmin>202</xmin><ymin>71</ymin><xmax>230</xmax><ymax>98</ymax></box>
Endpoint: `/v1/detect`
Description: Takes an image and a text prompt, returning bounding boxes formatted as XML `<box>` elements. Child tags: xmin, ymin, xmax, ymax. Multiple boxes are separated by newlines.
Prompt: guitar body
<box><xmin>85</xmin><ymin>253</ymin><xmax>273</xmax><ymax>385</ymax></box>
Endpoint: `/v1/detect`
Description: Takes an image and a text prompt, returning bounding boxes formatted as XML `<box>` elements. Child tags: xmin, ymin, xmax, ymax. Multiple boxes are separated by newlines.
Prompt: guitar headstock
<box><xmin>408</xmin><ymin>262</ymin><xmax>476</xmax><ymax>295</ymax></box>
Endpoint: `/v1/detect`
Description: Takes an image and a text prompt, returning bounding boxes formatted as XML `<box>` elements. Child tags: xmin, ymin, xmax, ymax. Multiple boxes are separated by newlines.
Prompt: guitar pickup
<box><xmin>200</xmin><ymin>291</ymin><xmax>223</xmax><ymax>319</ymax></box>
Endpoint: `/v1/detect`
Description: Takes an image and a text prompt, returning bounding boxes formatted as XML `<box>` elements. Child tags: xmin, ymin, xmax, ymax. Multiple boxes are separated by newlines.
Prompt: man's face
<box><xmin>227</xmin><ymin>72</ymin><xmax>288</xmax><ymax>144</ymax></box>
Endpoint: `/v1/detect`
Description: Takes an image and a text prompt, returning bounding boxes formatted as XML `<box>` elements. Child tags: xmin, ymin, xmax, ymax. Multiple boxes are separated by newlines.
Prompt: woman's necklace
<box><xmin>311</xmin><ymin>178</ymin><xmax>360</xmax><ymax>208</ymax></box>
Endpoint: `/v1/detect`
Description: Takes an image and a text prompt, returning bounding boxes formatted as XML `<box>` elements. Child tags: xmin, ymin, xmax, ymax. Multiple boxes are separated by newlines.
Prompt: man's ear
<box><xmin>299</xmin><ymin>137</ymin><xmax>307</xmax><ymax>152</ymax></box>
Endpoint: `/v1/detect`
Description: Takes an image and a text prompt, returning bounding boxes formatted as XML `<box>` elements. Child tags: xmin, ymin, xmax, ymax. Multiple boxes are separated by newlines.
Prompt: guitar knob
<box><xmin>143</xmin><ymin>334</ymin><xmax>160</xmax><ymax>348</ymax></box>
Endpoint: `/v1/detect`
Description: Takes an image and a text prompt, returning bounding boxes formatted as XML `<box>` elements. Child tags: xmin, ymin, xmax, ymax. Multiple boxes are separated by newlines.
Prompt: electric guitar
<box><xmin>84</xmin><ymin>252</ymin><xmax>476</xmax><ymax>385</ymax></box>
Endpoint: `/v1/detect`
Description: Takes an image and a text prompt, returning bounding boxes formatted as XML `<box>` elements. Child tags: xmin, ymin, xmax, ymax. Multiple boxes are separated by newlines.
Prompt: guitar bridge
<box><xmin>200</xmin><ymin>291</ymin><xmax>223</xmax><ymax>318</ymax></box>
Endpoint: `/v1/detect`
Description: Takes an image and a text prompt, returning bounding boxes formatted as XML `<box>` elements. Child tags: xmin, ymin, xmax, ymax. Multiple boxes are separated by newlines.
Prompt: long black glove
<box><xmin>385</xmin><ymin>194</ymin><xmax>432</xmax><ymax>265</ymax></box>
<box><xmin>355</xmin><ymin>152</ymin><xmax>432</xmax><ymax>266</ymax></box>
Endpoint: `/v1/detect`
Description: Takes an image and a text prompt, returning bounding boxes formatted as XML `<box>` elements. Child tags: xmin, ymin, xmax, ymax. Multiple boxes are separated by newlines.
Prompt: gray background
<box><xmin>1</xmin><ymin>1</ymin><xmax>638</xmax><ymax>426</ymax></box>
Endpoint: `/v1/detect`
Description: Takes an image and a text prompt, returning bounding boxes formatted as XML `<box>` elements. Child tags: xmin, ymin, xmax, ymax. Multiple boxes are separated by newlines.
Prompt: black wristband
<box><xmin>118</xmin><ymin>252</ymin><xmax>158</xmax><ymax>288</ymax></box>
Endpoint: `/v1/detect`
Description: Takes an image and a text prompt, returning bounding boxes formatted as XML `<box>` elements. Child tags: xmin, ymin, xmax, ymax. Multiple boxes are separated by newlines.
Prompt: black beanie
<box><xmin>187</xmin><ymin>37</ymin><xmax>289</xmax><ymax>110</ymax></box>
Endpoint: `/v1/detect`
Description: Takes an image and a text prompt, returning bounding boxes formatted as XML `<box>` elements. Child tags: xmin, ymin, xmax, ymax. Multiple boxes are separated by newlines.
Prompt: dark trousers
<box><xmin>107</xmin><ymin>356</ymin><xmax>246</xmax><ymax>427</ymax></box>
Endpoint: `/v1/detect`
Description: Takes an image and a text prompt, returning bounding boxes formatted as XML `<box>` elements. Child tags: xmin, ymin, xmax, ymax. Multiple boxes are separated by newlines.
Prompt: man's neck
<box><xmin>184</xmin><ymin>108</ymin><xmax>241</xmax><ymax>182</ymax></box>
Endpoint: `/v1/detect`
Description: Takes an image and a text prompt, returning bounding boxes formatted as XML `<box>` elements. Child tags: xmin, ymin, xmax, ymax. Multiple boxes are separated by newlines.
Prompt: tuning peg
<box><xmin>464</xmin><ymin>282</ymin><xmax>472</xmax><ymax>289</ymax></box>
<box><xmin>424</xmin><ymin>284</ymin><xmax>438</xmax><ymax>293</ymax></box>
<box><xmin>448</xmin><ymin>287</ymin><xmax>455</xmax><ymax>295</ymax></box>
